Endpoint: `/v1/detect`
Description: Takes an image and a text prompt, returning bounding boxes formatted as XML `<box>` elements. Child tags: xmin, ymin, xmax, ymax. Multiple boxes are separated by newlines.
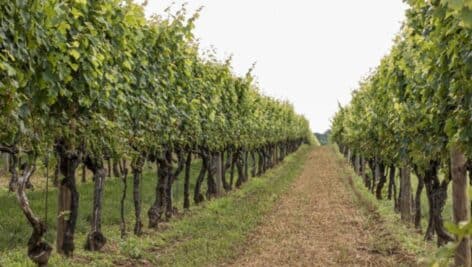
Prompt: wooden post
<box><xmin>57</xmin><ymin>183</ymin><xmax>71</xmax><ymax>254</ymax></box>
<box><xmin>399</xmin><ymin>165</ymin><xmax>413</xmax><ymax>224</ymax></box>
<box><xmin>355</xmin><ymin>154</ymin><xmax>360</xmax><ymax>175</ymax></box>
<box><xmin>451</xmin><ymin>147</ymin><xmax>471</xmax><ymax>267</ymax></box>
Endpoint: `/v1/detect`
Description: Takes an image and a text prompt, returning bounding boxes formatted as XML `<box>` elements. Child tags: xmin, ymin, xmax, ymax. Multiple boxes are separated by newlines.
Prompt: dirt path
<box><xmin>225</xmin><ymin>146</ymin><xmax>415</xmax><ymax>267</ymax></box>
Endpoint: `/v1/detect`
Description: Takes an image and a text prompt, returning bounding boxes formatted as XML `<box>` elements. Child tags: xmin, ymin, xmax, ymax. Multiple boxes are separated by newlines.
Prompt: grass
<box><xmin>332</xmin><ymin>146</ymin><xmax>440</xmax><ymax>265</ymax></box>
<box><xmin>333</xmin><ymin>150</ymin><xmax>455</xmax><ymax>233</ymax></box>
<box><xmin>0</xmin><ymin>145</ymin><xmax>312</xmax><ymax>266</ymax></box>
<box><xmin>0</xmin><ymin>160</ymin><xmax>202</xmax><ymax>251</ymax></box>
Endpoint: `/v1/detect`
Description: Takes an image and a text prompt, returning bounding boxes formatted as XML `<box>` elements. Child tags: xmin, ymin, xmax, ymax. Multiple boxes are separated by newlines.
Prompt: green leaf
<box><xmin>74</xmin><ymin>0</ymin><xmax>87</xmax><ymax>5</ymax></box>
<box><xmin>460</xmin><ymin>8</ymin><xmax>472</xmax><ymax>28</ymax></box>
<box><xmin>68</xmin><ymin>62</ymin><xmax>79</xmax><ymax>71</ymax></box>
<box><xmin>209</xmin><ymin>111</ymin><xmax>216</xmax><ymax>122</ymax></box>
<box><xmin>57</xmin><ymin>21</ymin><xmax>70</xmax><ymax>35</ymax></box>
<box><xmin>71</xmin><ymin>7</ymin><xmax>83</xmax><ymax>19</ymax></box>
<box><xmin>444</xmin><ymin>0</ymin><xmax>464</xmax><ymax>11</ymax></box>
<box><xmin>69</xmin><ymin>49</ymin><xmax>81</xmax><ymax>60</ymax></box>
<box><xmin>1</xmin><ymin>62</ymin><xmax>17</xmax><ymax>76</ymax></box>
<box><xmin>123</xmin><ymin>60</ymin><xmax>132</xmax><ymax>71</ymax></box>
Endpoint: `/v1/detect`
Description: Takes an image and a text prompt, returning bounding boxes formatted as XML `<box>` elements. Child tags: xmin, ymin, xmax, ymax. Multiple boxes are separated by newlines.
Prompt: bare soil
<box><xmin>225</xmin><ymin>146</ymin><xmax>417</xmax><ymax>267</ymax></box>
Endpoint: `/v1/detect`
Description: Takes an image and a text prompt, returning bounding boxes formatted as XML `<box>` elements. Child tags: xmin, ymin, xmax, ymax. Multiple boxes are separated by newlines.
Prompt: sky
<box><xmin>143</xmin><ymin>0</ymin><xmax>408</xmax><ymax>133</ymax></box>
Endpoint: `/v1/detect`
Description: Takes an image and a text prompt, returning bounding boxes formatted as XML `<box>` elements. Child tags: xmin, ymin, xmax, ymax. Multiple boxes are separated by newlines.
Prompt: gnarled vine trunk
<box><xmin>257</xmin><ymin>149</ymin><xmax>264</xmax><ymax>176</ymax></box>
<box><xmin>131</xmin><ymin>153</ymin><xmax>145</xmax><ymax>236</ymax></box>
<box><xmin>8</xmin><ymin>153</ymin><xmax>18</xmax><ymax>192</ymax></box>
<box><xmin>11</xmin><ymin>152</ymin><xmax>52</xmax><ymax>266</ymax></box>
<box><xmin>423</xmin><ymin>160</ymin><xmax>454</xmax><ymax>246</ymax></box>
<box><xmin>375</xmin><ymin>161</ymin><xmax>386</xmax><ymax>200</ymax></box>
<box><xmin>83</xmin><ymin>156</ymin><xmax>107</xmax><ymax>251</ymax></box>
<box><xmin>119</xmin><ymin>159</ymin><xmax>128</xmax><ymax>238</ymax></box>
<box><xmin>206</xmin><ymin>151</ymin><xmax>218</xmax><ymax>199</ymax></box>
<box><xmin>235</xmin><ymin>150</ymin><xmax>245</xmax><ymax>188</ymax></box>
<box><xmin>148</xmin><ymin>154</ymin><xmax>168</xmax><ymax>228</ymax></box>
<box><xmin>183</xmin><ymin>151</ymin><xmax>192</xmax><ymax>209</ymax></box>
<box><xmin>56</xmin><ymin>142</ymin><xmax>81</xmax><ymax>257</ymax></box>
<box><xmin>413</xmin><ymin>167</ymin><xmax>424</xmax><ymax>230</ymax></box>
<box><xmin>194</xmin><ymin>152</ymin><xmax>208</xmax><ymax>204</ymax></box>
<box><xmin>112</xmin><ymin>159</ymin><xmax>121</xmax><ymax>178</ymax></box>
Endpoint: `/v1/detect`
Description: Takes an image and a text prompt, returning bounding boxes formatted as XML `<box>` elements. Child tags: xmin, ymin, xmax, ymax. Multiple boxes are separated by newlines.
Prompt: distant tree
<box><xmin>315</xmin><ymin>130</ymin><xmax>331</xmax><ymax>145</ymax></box>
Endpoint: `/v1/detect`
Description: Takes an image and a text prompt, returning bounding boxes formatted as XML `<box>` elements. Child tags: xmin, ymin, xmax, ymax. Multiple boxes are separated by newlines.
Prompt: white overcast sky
<box><xmin>142</xmin><ymin>1</ymin><xmax>407</xmax><ymax>133</ymax></box>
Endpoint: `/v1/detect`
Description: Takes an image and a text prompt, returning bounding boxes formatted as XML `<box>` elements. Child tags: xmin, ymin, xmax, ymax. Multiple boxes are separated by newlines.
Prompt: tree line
<box><xmin>331</xmin><ymin>0</ymin><xmax>471</xmax><ymax>265</ymax></box>
<box><xmin>0</xmin><ymin>1</ymin><xmax>312</xmax><ymax>266</ymax></box>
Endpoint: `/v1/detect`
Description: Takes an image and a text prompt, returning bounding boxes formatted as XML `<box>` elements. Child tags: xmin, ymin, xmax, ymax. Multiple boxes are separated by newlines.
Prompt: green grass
<box><xmin>332</xmin><ymin>148</ymin><xmax>439</xmax><ymax>265</ymax></box>
<box><xmin>0</xmin><ymin>160</ymin><xmax>203</xmax><ymax>251</ymax></box>
<box><xmin>0</xmin><ymin>145</ymin><xmax>312</xmax><ymax>266</ymax></box>
<box><xmin>333</xmin><ymin>154</ymin><xmax>454</xmax><ymax>233</ymax></box>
